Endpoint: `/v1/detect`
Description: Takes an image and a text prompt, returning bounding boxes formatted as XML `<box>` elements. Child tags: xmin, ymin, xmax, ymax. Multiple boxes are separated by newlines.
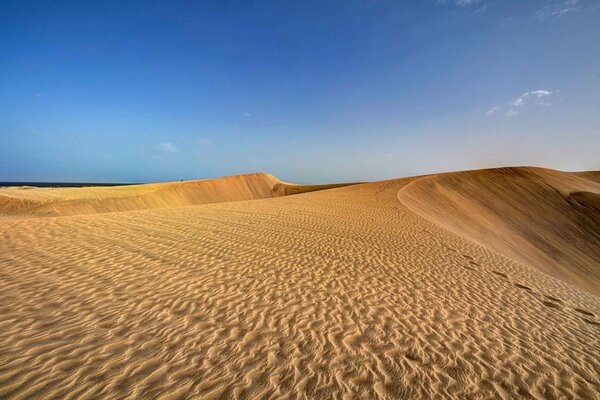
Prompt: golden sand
<box><xmin>0</xmin><ymin>173</ymin><xmax>350</xmax><ymax>217</ymax></box>
<box><xmin>0</xmin><ymin>168</ymin><xmax>599</xmax><ymax>398</ymax></box>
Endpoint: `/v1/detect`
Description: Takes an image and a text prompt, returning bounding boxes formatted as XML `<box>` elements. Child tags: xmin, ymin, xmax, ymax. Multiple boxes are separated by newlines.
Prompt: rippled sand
<box><xmin>399</xmin><ymin>167</ymin><xmax>600</xmax><ymax>294</ymax></box>
<box><xmin>1</xmin><ymin>169</ymin><xmax>599</xmax><ymax>399</ymax></box>
<box><xmin>0</xmin><ymin>173</ymin><xmax>350</xmax><ymax>217</ymax></box>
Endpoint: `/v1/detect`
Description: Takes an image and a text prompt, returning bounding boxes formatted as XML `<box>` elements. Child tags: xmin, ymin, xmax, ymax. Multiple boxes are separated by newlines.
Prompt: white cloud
<box><xmin>512</xmin><ymin>97</ymin><xmax>526</xmax><ymax>107</ymax></box>
<box><xmin>536</xmin><ymin>0</ymin><xmax>581</xmax><ymax>22</ymax></box>
<box><xmin>530</xmin><ymin>89</ymin><xmax>553</xmax><ymax>97</ymax></box>
<box><xmin>157</xmin><ymin>142</ymin><xmax>177</xmax><ymax>152</ymax></box>
<box><xmin>512</xmin><ymin>89</ymin><xmax>553</xmax><ymax>107</ymax></box>
<box><xmin>437</xmin><ymin>0</ymin><xmax>482</xmax><ymax>6</ymax></box>
<box><xmin>486</xmin><ymin>89</ymin><xmax>555</xmax><ymax>118</ymax></box>
<box><xmin>455</xmin><ymin>0</ymin><xmax>482</xmax><ymax>5</ymax></box>
<box><xmin>197</xmin><ymin>138</ymin><xmax>212</xmax><ymax>146</ymax></box>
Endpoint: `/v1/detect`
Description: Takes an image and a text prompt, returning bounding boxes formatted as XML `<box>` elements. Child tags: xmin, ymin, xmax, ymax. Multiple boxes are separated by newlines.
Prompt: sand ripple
<box><xmin>1</xmin><ymin>177</ymin><xmax>599</xmax><ymax>398</ymax></box>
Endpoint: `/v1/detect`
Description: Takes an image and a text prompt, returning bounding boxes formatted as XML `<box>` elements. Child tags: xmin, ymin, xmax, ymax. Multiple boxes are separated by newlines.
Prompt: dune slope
<box><xmin>398</xmin><ymin>167</ymin><xmax>600</xmax><ymax>295</ymax></box>
<box><xmin>0</xmin><ymin>170</ymin><xmax>599</xmax><ymax>399</ymax></box>
<box><xmin>0</xmin><ymin>173</ymin><xmax>351</xmax><ymax>217</ymax></box>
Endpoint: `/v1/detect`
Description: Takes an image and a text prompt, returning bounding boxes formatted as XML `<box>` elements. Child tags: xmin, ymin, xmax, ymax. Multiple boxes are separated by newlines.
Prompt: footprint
<box><xmin>573</xmin><ymin>308</ymin><xmax>595</xmax><ymax>317</ymax></box>
<box><xmin>469</xmin><ymin>261</ymin><xmax>480</xmax><ymax>267</ymax></box>
<box><xmin>542</xmin><ymin>301</ymin><xmax>561</xmax><ymax>309</ymax></box>
<box><xmin>444</xmin><ymin>246</ymin><xmax>457</xmax><ymax>253</ymax></box>
<box><xmin>582</xmin><ymin>318</ymin><xmax>600</xmax><ymax>326</ymax></box>
<box><xmin>463</xmin><ymin>254</ymin><xmax>474</xmax><ymax>260</ymax></box>
<box><xmin>404</xmin><ymin>350</ymin><xmax>422</xmax><ymax>363</ymax></box>
<box><xmin>492</xmin><ymin>271</ymin><xmax>508</xmax><ymax>279</ymax></box>
<box><xmin>514</xmin><ymin>283</ymin><xmax>532</xmax><ymax>291</ymax></box>
<box><xmin>543</xmin><ymin>295</ymin><xmax>563</xmax><ymax>304</ymax></box>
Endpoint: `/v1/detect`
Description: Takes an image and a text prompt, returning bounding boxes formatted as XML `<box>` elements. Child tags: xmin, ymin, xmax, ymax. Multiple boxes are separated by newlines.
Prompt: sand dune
<box><xmin>398</xmin><ymin>167</ymin><xmax>600</xmax><ymax>295</ymax></box>
<box><xmin>0</xmin><ymin>173</ymin><xmax>351</xmax><ymax>217</ymax></box>
<box><xmin>0</xmin><ymin>167</ymin><xmax>599</xmax><ymax>398</ymax></box>
<box><xmin>571</xmin><ymin>191</ymin><xmax>600</xmax><ymax>210</ymax></box>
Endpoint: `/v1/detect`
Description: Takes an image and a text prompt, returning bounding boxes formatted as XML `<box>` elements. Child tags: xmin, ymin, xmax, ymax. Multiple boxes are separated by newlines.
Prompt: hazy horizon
<box><xmin>0</xmin><ymin>164</ymin><xmax>597</xmax><ymax>187</ymax></box>
<box><xmin>2</xmin><ymin>0</ymin><xmax>599</xmax><ymax>184</ymax></box>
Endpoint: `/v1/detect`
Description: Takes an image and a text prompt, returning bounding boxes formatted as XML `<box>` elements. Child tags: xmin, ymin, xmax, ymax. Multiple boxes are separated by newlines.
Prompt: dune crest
<box><xmin>398</xmin><ymin>167</ymin><xmax>600</xmax><ymax>295</ymax></box>
<box><xmin>0</xmin><ymin>173</ymin><xmax>352</xmax><ymax>217</ymax></box>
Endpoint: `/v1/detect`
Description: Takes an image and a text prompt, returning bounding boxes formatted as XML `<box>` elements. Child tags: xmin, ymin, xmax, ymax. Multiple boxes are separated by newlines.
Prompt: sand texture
<box><xmin>398</xmin><ymin>167</ymin><xmax>600</xmax><ymax>295</ymax></box>
<box><xmin>0</xmin><ymin>173</ymin><xmax>351</xmax><ymax>218</ymax></box>
<box><xmin>1</xmin><ymin>168</ymin><xmax>599</xmax><ymax>399</ymax></box>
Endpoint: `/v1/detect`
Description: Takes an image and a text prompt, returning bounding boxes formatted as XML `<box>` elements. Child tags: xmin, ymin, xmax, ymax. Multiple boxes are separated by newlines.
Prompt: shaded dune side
<box><xmin>273</xmin><ymin>182</ymin><xmax>359</xmax><ymax>197</ymax></box>
<box><xmin>575</xmin><ymin>171</ymin><xmax>600</xmax><ymax>184</ymax></box>
<box><xmin>571</xmin><ymin>191</ymin><xmax>600</xmax><ymax>210</ymax></box>
<box><xmin>398</xmin><ymin>167</ymin><xmax>600</xmax><ymax>295</ymax></box>
<box><xmin>0</xmin><ymin>173</ymin><xmax>352</xmax><ymax>217</ymax></box>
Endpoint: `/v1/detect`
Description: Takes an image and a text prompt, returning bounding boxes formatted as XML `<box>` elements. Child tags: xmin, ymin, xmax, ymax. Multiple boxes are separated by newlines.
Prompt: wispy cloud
<box><xmin>487</xmin><ymin>89</ymin><xmax>554</xmax><ymax>117</ymax></box>
<box><xmin>512</xmin><ymin>97</ymin><xmax>525</xmax><ymax>107</ymax></box>
<box><xmin>486</xmin><ymin>106</ymin><xmax>500</xmax><ymax>115</ymax></box>
<box><xmin>437</xmin><ymin>0</ymin><xmax>483</xmax><ymax>6</ymax></box>
<box><xmin>197</xmin><ymin>138</ymin><xmax>212</xmax><ymax>146</ymax></box>
<box><xmin>512</xmin><ymin>90</ymin><xmax>553</xmax><ymax>107</ymax></box>
<box><xmin>157</xmin><ymin>142</ymin><xmax>178</xmax><ymax>152</ymax></box>
<box><xmin>536</xmin><ymin>0</ymin><xmax>581</xmax><ymax>22</ymax></box>
<box><xmin>455</xmin><ymin>0</ymin><xmax>482</xmax><ymax>6</ymax></box>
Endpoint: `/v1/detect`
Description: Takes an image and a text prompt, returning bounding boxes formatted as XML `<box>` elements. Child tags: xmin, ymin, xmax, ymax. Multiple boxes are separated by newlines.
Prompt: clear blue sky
<box><xmin>1</xmin><ymin>0</ymin><xmax>599</xmax><ymax>183</ymax></box>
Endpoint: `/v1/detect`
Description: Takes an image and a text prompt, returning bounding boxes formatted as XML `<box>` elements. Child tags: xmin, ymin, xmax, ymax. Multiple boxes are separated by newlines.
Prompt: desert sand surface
<box><xmin>0</xmin><ymin>173</ymin><xmax>351</xmax><ymax>218</ymax></box>
<box><xmin>0</xmin><ymin>167</ymin><xmax>599</xmax><ymax>399</ymax></box>
<box><xmin>399</xmin><ymin>167</ymin><xmax>600</xmax><ymax>295</ymax></box>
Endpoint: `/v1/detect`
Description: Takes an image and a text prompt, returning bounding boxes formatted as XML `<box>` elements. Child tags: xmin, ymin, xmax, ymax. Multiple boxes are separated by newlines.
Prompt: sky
<box><xmin>1</xmin><ymin>0</ymin><xmax>599</xmax><ymax>183</ymax></box>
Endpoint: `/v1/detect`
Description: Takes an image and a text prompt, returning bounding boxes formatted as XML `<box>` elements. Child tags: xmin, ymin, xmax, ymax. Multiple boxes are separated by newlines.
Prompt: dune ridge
<box><xmin>398</xmin><ymin>167</ymin><xmax>600</xmax><ymax>295</ymax></box>
<box><xmin>0</xmin><ymin>167</ymin><xmax>599</xmax><ymax>398</ymax></box>
<box><xmin>0</xmin><ymin>173</ymin><xmax>352</xmax><ymax>217</ymax></box>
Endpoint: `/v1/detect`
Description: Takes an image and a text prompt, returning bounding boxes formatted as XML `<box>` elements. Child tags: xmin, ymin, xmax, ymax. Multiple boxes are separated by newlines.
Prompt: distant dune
<box><xmin>0</xmin><ymin>167</ymin><xmax>599</xmax><ymax>398</ymax></box>
<box><xmin>0</xmin><ymin>173</ymin><xmax>353</xmax><ymax>217</ymax></box>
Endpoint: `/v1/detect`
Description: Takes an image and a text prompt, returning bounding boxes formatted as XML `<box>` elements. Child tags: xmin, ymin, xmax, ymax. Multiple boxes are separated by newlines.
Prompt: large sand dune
<box><xmin>0</xmin><ymin>173</ymin><xmax>351</xmax><ymax>217</ymax></box>
<box><xmin>398</xmin><ymin>167</ymin><xmax>600</xmax><ymax>295</ymax></box>
<box><xmin>0</xmin><ymin>168</ymin><xmax>599</xmax><ymax>398</ymax></box>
